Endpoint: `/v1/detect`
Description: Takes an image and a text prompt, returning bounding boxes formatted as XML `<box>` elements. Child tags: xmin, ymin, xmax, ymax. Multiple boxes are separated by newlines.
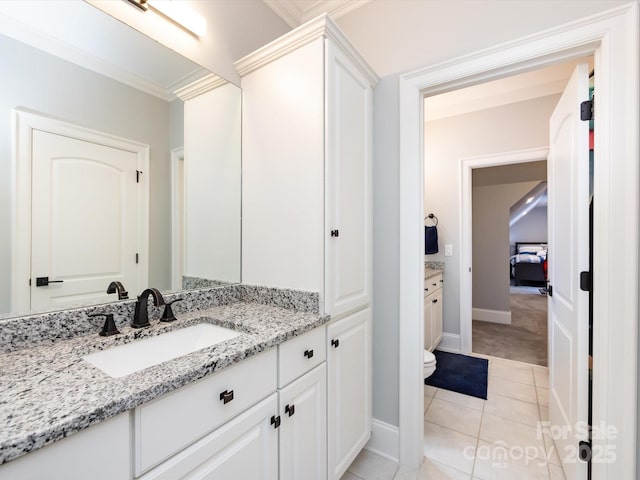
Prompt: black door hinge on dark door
<box><xmin>580</xmin><ymin>100</ymin><xmax>594</xmax><ymax>121</ymax></box>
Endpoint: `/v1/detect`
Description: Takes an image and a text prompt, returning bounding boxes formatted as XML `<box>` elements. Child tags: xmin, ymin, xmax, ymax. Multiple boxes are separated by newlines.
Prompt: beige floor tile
<box><xmin>548</xmin><ymin>463</ymin><xmax>566</xmax><ymax>480</ymax></box>
<box><xmin>425</xmin><ymin>385</ymin><xmax>438</xmax><ymax>397</ymax></box>
<box><xmin>490</xmin><ymin>363</ymin><xmax>535</xmax><ymax>386</ymax></box>
<box><xmin>533</xmin><ymin>368</ymin><xmax>549</xmax><ymax>388</ymax></box>
<box><xmin>425</xmin><ymin>398</ymin><xmax>482</xmax><ymax>437</ymax></box>
<box><xmin>537</xmin><ymin>387</ymin><xmax>549</xmax><ymax>407</ymax></box>
<box><xmin>541</xmin><ymin>430</ymin><xmax>562</xmax><ymax>465</ymax></box>
<box><xmin>479</xmin><ymin>413</ymin><xmax>546</xmax><ymax>460</ymax></box>
<box><xmin>393</xmin><ymin>458</ymin><xmax>471</xmax><ymax>480</ymax></box>
<box><xmin>347</xmin><ymin>449</ymin><xmax>399</xmax><ymax>480</ymax></box>
<box><xmin>473</xmin><ymin>440</ymin><xmax>550</xmax><ymax>480</ymax></box>
<box><xmin>342</xmin><ymin>472</ymin><xmax>363</xmax><ymax>480</ymax></box>
<box><xmin>424</xmin><ymin>422</ymin><xmax>478</xmax><ymax>474</ymax></box>
<box><xmin>425</xmin><ymin>394</ymin><xmax>434</xmax><ymax>414</ymax></box>
<box><xmin>488</xmin><ymin>377</ymin><xmax>538</xmax><ymax>404</ymax></box>
<box><xmin>540</xmin><ymin>406</ymin><xmax>549</xmax><ymax>422</ymax></box>
<box><xmin>434</xmin><ymin>389</ymin><xmax>485</xmax><ymax>411</ymax></box>
<box><xmin>483</xmin><ymin>393</ymin><xmax>540</xmax><ymax>426</ymax></box>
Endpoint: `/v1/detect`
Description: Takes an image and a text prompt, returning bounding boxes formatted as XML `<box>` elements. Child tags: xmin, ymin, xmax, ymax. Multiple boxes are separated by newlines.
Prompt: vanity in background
<box><xmin>424</xmin><ymin>266</ymin><xmax>444</xmax><ymax>352</ymax></box>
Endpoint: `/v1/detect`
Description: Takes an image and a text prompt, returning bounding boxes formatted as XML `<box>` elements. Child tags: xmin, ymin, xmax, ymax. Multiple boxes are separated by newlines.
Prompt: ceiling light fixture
<box><xmin>125</xmin><ymin>0</ymin><xmax>207</xmax><ymax>37</ymax></box>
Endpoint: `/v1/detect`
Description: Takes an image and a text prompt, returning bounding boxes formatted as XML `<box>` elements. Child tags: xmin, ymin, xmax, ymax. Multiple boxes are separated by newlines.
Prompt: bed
<box><xmin>510</xmin><ymin>242</ymin><xmax>548</xmax><ymax>286</ymax></box>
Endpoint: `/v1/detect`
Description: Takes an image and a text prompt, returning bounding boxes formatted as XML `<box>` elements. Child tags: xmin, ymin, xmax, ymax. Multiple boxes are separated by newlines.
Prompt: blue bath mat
<box><xmin>425</xmin><ymin>351</ymin><xmax>488</xmax><ymax>399</ymax></box>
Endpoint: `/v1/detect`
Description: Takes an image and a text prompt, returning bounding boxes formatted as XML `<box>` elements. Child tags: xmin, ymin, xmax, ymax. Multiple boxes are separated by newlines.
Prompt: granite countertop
<box><xmin>0</xmin><ymin>301</ymin><xmax>329</xmax><ymax>465</ymax></box>
<box><xmin>425</xmin><ymin>267</ymin><xmax>443</xmax><ymax>280</ymax></box>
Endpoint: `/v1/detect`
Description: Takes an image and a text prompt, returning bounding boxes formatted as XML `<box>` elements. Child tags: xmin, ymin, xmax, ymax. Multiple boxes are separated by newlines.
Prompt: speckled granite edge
<box><xmin>425</xmin><ymin>261</ymin><xmax>444</xmax><ymax>270</ymax></box>
<box><xmin>239</xmin><ymin>285</ymin><xmax>319</xmax><ymax>313</ymax></box>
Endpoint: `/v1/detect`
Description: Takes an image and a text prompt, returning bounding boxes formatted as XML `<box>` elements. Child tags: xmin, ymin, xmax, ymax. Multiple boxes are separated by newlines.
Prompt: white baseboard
<box><xmin>365</xmin><ymin>419</ymin><xmax>399</xmax><ymax>463</ymax></box>
<box><xmin>435</xmin><ymin>333</ymin><xmax>460</xmax><ymax>353</ymax></box>
<box><xmin>472</xmin><ymin>308</ymin><xmax>512</xmax><ymax>324</ymax></box>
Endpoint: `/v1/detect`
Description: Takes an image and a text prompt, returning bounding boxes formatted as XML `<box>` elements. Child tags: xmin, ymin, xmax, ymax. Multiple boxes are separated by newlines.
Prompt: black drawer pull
<box><xmin>331</xmin><ymin>229</ymin><xmax>339</xmax><ymax>237</ymax></box>
<box><xmin>432</xmin><ymin>282</ymin><xmax>437</xmax><ymax>286</ymax></box>
<box><xmin>271</xmin><ymin>415</ymin><xmax>281</xmax><ymax>429</ymax></box>
<box><xmin>331</xmin><ymin>339</ymin><xmax>340</xmax><ymax>348</ymax></box>
<box><xmin>424</xmin><ymin>288</ymin><xmax>429</xmax><ymax>292</ymax></box>
<box><xmin>432</xmin><ymin>299</ymin><xmax>438</xmax><ymax>304</ymax></box>
<box><xmin>304</xmin><ymin>349</ymin><xmax>314</xmax><ymax>359</ymax></box>
<box><xmin>440</xmin><ymin>279</ymin><xmax>444</xmax><ymax>283</ymax></box>
<box><xmin>219</xmin><ymin>390</ymin><xmax>234</xmax><ymax>404</ymax></box>
<box><xmin>285</xmin><ymin>404</ymin><xmax>295</xmax><ymax>417</ymax></box>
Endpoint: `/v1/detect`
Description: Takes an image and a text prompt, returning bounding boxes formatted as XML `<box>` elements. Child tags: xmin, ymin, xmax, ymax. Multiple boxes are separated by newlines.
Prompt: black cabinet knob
<box><xmin>285</xmin><ymin>404</ymin><xmax>295</xmax><ymax>417</ymax></box>
<box><xmin>304</xmin><ymin>349</ymin><xmax>314</xmax><ymax>359</ymax></box>
<box><xmin>220</xmin><ymin>390</ymin><xmax>234</xmax><ymax>404</ymax></box>
<box><xmin>331</xmin><ymin>339</ymin><xmax>340</xmax><ymax>348</ymax></box>
<box><xmin>271</xmin><ymin>415</ymin><xmax>281</xmax><ymax>429</ymax></box>
<box><xmin>432</xmin><ymin>299</ymin><xmax>438</xmax><ymax>304</ymax></box>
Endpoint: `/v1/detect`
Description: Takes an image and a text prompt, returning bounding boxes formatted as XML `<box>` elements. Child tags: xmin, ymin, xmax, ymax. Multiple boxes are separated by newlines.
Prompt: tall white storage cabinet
<box><xmin>237</xmin><ymin>15</ymin><xmax>377</xmax><ymax>480</ymax></box>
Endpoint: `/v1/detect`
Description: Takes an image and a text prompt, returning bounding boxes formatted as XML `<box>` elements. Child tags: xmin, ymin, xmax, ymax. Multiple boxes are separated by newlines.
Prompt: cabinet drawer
<box><xmin>424</xmin><ymin>273</ymin><xmax>443</xmax><ymax>296</ymax></box>
<box><xmin>134</xmin><ymin>348</ymin><xmax>277</xmax><ymax>476</ymax></box>
<box><xmin>278</xmin><ymin>326</ymin><xmax>326</xmax><ymax>388</ymax></box>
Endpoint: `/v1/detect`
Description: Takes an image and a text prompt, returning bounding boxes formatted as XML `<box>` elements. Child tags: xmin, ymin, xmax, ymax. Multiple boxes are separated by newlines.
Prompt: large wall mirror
<box><xmin>0</xmin><ymin>2</ymin><xmax>241</xmax><ymax>318</ymax></box>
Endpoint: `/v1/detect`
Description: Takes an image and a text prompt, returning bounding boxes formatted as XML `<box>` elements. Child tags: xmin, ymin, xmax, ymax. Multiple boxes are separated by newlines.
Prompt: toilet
<box><xmin>424</xmin><ymin>349</ymin><xmax>437</xmax><ymax>378</ymax></box>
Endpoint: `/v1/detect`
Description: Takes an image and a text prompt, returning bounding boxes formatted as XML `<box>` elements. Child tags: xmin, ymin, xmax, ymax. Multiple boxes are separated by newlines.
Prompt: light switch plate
<box><xmin>445</xmin><ymin>244</ymin><xmax>453</xmax><ymax>256</ymax></box>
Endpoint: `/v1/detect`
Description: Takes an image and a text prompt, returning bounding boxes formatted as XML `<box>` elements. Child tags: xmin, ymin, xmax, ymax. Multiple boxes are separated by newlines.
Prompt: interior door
<box><xmin>547</xmin><ymin>62</ymin><xmax>590</xmax><ymax>479</ymax></box>
<box><xmin>31</xmin><ymin>130</ymin><xmax>139</xmax><ymax>310</ymax></box>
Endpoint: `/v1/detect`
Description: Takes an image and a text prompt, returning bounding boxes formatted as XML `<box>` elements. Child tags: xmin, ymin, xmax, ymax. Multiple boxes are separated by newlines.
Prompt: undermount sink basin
<box><xmin>83</xmin><ymin>323</ymin><xmax>242</xmax><ymax>378</ymax></box>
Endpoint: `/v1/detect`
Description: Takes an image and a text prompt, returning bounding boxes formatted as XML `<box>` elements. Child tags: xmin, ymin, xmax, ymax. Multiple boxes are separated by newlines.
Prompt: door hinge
<box><xmin>580</xmin><ymin>271</ymin><xmax>592</xmax><ymax>292</ymax></box>
<box><xmin>548</xmin><ymin>285</ymin><xmax>553</xmax><ymax>297</ymax></box>
<box><xmin>136</xmin><ymin>170</ymin><xmax>142</xmax><ymax>183</ymax></box>
<box><xmin>136</xmin><ymin>253</ymin><xmax>139</xmax><ymax>264</ymax></box>
<box><xmin>578</xmin><ymin>440</ymin><xmax>592</xmax><ymax>462</ymax></box>
<box><xmin>580</xmin><ymin>100</ymin><xmax>593</xmax><ymax>121</ymax></box>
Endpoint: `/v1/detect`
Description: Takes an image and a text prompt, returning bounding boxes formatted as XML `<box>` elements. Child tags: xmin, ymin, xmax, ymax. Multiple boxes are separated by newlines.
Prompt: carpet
<box><xmin>425</xmin><ymin>350</ymin><xmax>488</xmax><ymax>399</ymax></box>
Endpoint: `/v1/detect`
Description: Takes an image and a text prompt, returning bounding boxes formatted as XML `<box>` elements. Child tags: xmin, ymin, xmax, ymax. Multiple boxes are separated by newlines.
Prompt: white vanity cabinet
<box><xmin>238</xmin><ymin>14</ymin><xmax>377</xmax><ymax>318</ymax></box>
<box><xmin>424</xmin><ymin>273</ymin><xmax>444</xmax><ymax>352</ymax></box>
<box><xmin>327</xmin><ymin>308</ymin><xmax>371</xmax><ymax>479</ymax></box>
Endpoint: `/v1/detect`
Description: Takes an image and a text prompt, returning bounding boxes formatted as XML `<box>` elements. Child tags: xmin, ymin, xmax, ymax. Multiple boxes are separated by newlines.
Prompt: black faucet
<box><xmin>107</xmin><ymin>281</ymin><xmax>129</xmax><ymax>300</ymax></box>
<box><xmin>132</xmin><ymin>288</ymin><xmax>165</xmax><ymax>328</ymax></box>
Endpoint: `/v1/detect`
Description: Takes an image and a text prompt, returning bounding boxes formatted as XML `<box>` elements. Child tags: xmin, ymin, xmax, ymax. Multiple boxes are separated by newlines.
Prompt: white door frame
<box><xmin>170</xmin><ymin>146</ymin><xmax>185</xmax><ymax>291</ymax></box>
<box><xmin>459</xmin><ymin>147</ymin><xmax>550</xmax><ymax>353</ymax></box>
<box><xmin>11</xmin><ymin>109</ymin><xmax>150</xmax><ymax>313</ymax></box>
<box><xmin>398</xmin><ymin>4</ymin><xmax>638</xmax><ymax>478</ymax></box>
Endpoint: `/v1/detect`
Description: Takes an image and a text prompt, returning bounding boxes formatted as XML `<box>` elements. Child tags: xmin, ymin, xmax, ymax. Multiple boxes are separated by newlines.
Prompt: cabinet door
<box><xmin>279</xmin><ymin>364</ymin><xmax>327</xmax><ymax>480</ymax></box>
<box><xmin>327</xmin><ymin>308</ymin><xmax>371</xmax><ymax>480</ymax></box>
<box><xmin>140</xmin><ymin>395</ymin><xmax>278</xmax><ymax>480</ymax></box>
<box><xmin>431</xmin><ymin>289</ymin><xmax>443</xmax><ymax>349</ymax></box>
<box><xmin>325</xmin><ymin>39</ymin><xmax>373</xmax><ymax>317</ymax></box>
<box><xmin>424</xmin><ymin>292</ymin><xmax>434</xmax><ymax>352</ymax></box>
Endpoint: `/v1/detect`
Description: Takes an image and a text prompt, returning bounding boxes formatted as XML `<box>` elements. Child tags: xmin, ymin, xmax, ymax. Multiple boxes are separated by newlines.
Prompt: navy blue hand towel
<box><xmin>425</xmin><ymin>225</ymin><xmax>438</xmax><ymax>254</ymax></box>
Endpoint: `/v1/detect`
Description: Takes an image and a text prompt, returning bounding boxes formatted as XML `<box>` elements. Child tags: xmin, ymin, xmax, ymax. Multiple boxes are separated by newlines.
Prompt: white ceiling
<box><xmin>425</xmin><ymin>57</ymin><xmax>593</xmax><ymax>122</ymax></box>
<box><xmin>262</xmin><ymin>0</ymin><xmax>372</xmax><ymax>27</ymax></box>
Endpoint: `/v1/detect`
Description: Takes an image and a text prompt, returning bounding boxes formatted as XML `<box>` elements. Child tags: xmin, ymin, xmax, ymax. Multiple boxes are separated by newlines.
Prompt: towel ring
<box><xmin>425</xmin><ymin>213</ymin><xmax>438</xmax><ymax>226</ymax></box>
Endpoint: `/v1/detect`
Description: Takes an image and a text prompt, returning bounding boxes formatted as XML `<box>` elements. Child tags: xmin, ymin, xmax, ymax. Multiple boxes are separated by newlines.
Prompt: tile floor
<box><xmin>341</xmin><ymin>355</ymin><xmax>565</xmax><ymax>480</ymax></box>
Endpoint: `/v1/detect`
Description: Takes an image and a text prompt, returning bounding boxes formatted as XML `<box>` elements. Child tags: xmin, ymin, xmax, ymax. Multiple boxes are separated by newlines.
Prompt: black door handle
<box><xmin>36</xmin><ymin>277</ymin><xmax>64</xmax><ymax>287</ymax></box>
<box><xmin>331</xmin><ymin>339</ymin><xmax>340</xmax><ymax>348</ymax></box>
<box><xmin>304</xmin><ymin>349</ymin><xmax>314</xmax><ymax>359</ymax></box>
<box><xmin>285</xmin><ymin>404</ymin><xmax>295</xmax><ymax>417</ymax></box>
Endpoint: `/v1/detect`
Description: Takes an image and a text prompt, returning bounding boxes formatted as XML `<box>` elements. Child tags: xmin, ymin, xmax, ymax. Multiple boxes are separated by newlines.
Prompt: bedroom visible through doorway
<box><xmin>471</xmin><ymin>161</ymin><xmax>549</xmax><ymax>366</ymax></box>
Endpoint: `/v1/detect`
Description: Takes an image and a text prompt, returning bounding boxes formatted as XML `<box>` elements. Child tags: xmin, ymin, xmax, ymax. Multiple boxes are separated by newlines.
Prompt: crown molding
<box><xmin>174</xmin><ymin>73</ymin><xmax>227</xmax><ymax>101</ymax></box>
<box><xmin>235</xmin><ymin>13</ymin><xmax>378</xmax><ymax>86</ymax></box>
<box><xmin>262</xmin><ymin>0</ymin><xmax>372</xmax><ymax>28</ymax></box>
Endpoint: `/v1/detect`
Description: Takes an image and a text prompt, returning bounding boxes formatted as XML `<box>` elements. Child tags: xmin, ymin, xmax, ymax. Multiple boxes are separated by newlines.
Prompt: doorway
<box><xmin>12</xmin><ymin>109</ymin><xmax>150</xmax><ymax>313</ymax></box>
<box><xmin>397</xmin><ymin>5</ymin><xmax>638</xmax><ymax>478</ymax></box>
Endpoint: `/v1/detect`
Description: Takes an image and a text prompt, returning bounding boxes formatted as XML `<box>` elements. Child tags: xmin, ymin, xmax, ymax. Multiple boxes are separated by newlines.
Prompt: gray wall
<box><xmin>510</xmin><ymin>206</ymin><xmax>548</xmax><ymax>245</ymax></box>
<box><xmin>472</xmin><ymin>181</ymin><xmax>538</xmax><ymax>312</ymax></box>
<box><xmin>0</xmin><ymin>34</ymin><xmax>172</xmax><ymax>314</ymax></box>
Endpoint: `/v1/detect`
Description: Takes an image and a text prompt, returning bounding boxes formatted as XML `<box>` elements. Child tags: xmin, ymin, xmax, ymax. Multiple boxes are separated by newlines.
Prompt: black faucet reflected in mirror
<box><xmin>132</xmin><ymin>288</ymin><xmax>165</xmax><ymax>328</ymax></box>
<box><xmin>107</xmin><ymin>281</ymin><xmax>129</xmax><ymax>300</ymax></box>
